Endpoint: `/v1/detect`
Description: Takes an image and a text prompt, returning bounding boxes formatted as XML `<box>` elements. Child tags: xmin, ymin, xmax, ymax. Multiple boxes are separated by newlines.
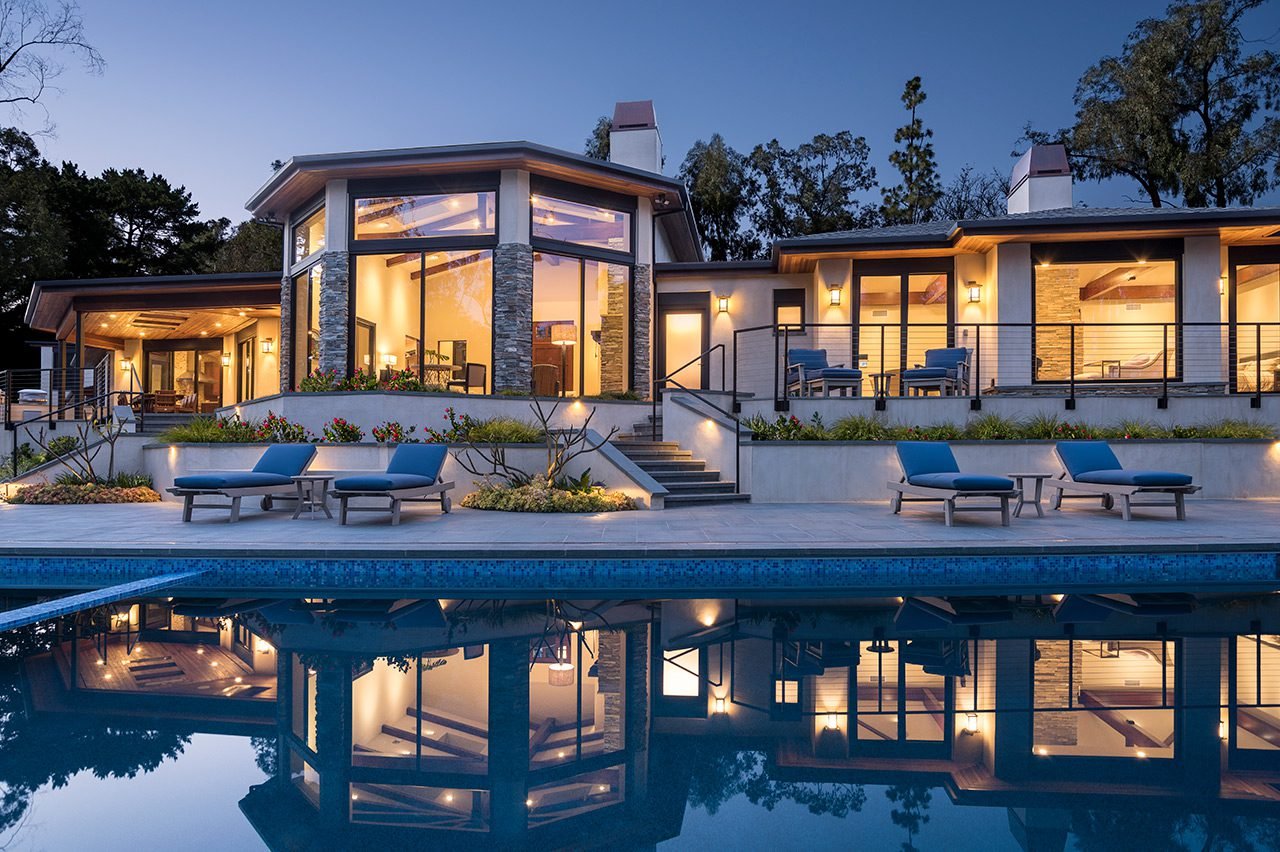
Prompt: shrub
<box><xmin>827</xmin><ymin>415</ymin><xmax>898</xmax><ymax>441</ymax></box>
<box><xmin>257</xmin><ymin>412</ymin><xmax>312</xmax><ymax>443</ymax></box>
<box><xmin>54</xmin><ymin>470</ymin><xmax>154</xmax><ymax>488</ymax></box>
<box><xmin>372</xmin><ymin>421</ymin><xmax>417</xmax><ymax>443</ymax></box>
<box><xmin>7</xmin><ymin>482</ymin><xmax>161</xmax><ymax>504</ymax></box>
<box><xmin>297</xmin><ymin>368</ymin><xmax>445</xmax><ymax>394</ymax></box>
<box><xmin>0</xmin><ymin>443</ymin><xmax>47</xmax><ymax>477</ymax></box>
<box><xmin>587</xmin><ymin>390</ymin><xmax>642</xmax><ymax>401</ymax></box>
<box><xmin>963</xmin><ymin>413</ymin><xmax>1022</xmax><ymax>441</ymax></box>
<box><xmin>461</xmin><ymin>482</ymin><xmax>635</xmax><ymax>513</ymax></box>
<box><xmin>46</xmin><ymin>435</ymin><xmax>80</xmax><ymax>457</ymax></box>
<box><xmin>464</xmin><ymin>416</ymin><xmax>544</xmax><ymax>444</ymax></box>
<box><xmin>158</xmin><ymin>415</ymin><xmax>257</xmax><ymax>443</ymax></box>
<box><xmin>744</xmin><ymin>413</ymin><xmax>828</xmax><ymax>440</ymax></box>
<box><xmin>321</xmin><ymin>417</ymin><xmax>364</xmax><ymax>443</ymax></box>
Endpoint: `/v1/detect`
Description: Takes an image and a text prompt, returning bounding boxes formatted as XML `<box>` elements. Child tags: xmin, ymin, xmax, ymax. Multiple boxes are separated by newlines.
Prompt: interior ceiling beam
<box><xmin>410</xmin><ymin>250</ymin><xmax>487</xmax><ymax>281</ymax></box>
<box><xmin>1236</xmin><ymin>263</ymin><xmax>1278</xmax><ymax>291</ymax></box>
<box><xmin>1078</xmin><ymin>266</ymin><xmax>1149</xmax><ymax>301</ymax></box>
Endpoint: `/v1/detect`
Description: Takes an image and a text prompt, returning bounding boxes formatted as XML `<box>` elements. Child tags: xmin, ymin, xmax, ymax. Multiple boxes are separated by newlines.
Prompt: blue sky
<box><xmin>28</xmin><ymin>0</ymin><xmax>1280</xmax><ymax>222</ymax></box>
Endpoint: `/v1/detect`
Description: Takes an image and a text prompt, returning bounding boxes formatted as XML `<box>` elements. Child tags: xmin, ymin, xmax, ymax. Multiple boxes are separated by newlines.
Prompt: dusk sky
<box><xmin>28</xmin><ymin>0</ymin><xmax>1280</xmax><ymax>224</ymax></box>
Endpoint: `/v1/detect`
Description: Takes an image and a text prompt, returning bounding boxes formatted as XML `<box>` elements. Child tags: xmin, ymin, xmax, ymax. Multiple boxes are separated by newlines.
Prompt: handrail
<box><xmin>7</xmin><ymin>386</ymin><xmax>145</xmax><ymax>479</ymax></box>
<box><xmin>650</xmin><ymin>343</ymin><xmax>741</xmax><ymax>493</ymax></box>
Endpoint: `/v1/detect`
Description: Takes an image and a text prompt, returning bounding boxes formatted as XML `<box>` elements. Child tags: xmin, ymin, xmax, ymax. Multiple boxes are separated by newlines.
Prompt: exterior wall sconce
<box><xmin>713</xmin><ymin>696</ymin><xmax>727</xmax><ymax>715</ymax></box>
<box><xmin>717</xmin><ymin>295</ymin><xmax>730</xmax><ymax>314</ymax></box>
<box><xmin>119</xmin><ymin>357</ymin><xmax>132</xmax><ymax>371</ymax></box>
<box><xmin>828</xmin><ymin>287</ymin><xmax>842</xmax><ymax>306</ymax></box>
<box><xmin>824</xmin><ymin>713</ymin><xmax>842</xmax><ymax>731</ymax></box>
<box><xmin>967</xmin><ymin>282</ymin><xmax>982</xmax><ymax>303</ymax></box>
<box><xmin>964</xmin><ymin>712</ymin><xmax>980</xmax><ymax>735</ymax></box>
<box><xmin>1220</xmin><ymin>276</ymin><xmax>1227</xmax><ymax>296</ymax></box>
<box><xmin>221</xmin><ymin>352</ymin><xmax>231</xmax><ymax>367</ymax></box>
<box><xmin>261</xmin><ymin>337</ymin><xmax>274</xmax><ymax>354</ymax></box>
<box><xmin>1220</xmin><ymin>718</ymin><xmax>1228</xmax><ymax>741</ymax></box>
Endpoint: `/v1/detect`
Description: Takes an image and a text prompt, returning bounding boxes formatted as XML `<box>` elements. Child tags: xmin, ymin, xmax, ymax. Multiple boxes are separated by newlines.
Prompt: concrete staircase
<box><xmin>612</xmin><ymin>413</ymin><xmax>749</xmax><ymax>508</ymax></box>
<box><xmin>138</xmin><ymin>413</ymin><xmax>194</xmax><ymax>435</ymax></box>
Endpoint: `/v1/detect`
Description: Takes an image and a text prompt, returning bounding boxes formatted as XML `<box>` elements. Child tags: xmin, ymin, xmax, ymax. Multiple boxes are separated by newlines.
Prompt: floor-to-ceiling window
<box><xmin>1032</xmin><ymin>242</ymin><xmax>1180</xmax><ymax>383</ymax></box>
<box><xmin>530</xmin><ymin>182</ymin><xmax>633</xmax><ymax>397</ymax></box>
<box><xmin>854</xmin><ymin>261</ymin><xmax>953</xmax><ymax>395</ymax></box>
<box><xmin>291</xmin><ymin>264</ymin><xmax>321</xmax><ymax>389</ymax></box>
<box><xmin>1230</xmin><ymin>249</ymin><xmax>1280</xmax><ymax>392</ymax></box>
<box><xmin>349</xmin><ymin>182</ymin><xmax>497</xmax><ymax>389</ymax></box>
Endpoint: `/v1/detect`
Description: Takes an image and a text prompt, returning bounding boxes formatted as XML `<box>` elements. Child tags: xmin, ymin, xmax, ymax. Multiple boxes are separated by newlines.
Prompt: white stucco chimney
<box><xmin>1007</xmin><ymin>144</ymin><xmax>1073</xmax><ymax>214</ymax></box>
<box><xmin>608</xmin><ymin>100</ymin><xmax>662</xmax><ymax>174</ymax></box>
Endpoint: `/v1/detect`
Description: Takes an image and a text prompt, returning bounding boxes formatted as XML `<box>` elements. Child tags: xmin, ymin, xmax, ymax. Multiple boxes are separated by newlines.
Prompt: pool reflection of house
<box><xmin>25</xmin><ymin>593</ymin><xmax>1280</xmax><ymax>847</ymax></box>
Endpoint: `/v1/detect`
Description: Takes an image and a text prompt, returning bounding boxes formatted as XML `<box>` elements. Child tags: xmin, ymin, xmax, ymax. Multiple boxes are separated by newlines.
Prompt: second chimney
<box><xmin>1007</xmin><ymin>144</ymin><xmax>1073</xmax><ymax>214</ymax></box>
<box><xmin>608</xmin><ymin>100</ymin><xmax>662</xmax><ymax>174</ymax></box>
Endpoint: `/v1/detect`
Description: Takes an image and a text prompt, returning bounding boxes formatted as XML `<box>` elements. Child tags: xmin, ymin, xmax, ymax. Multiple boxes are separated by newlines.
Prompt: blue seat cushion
<box><xmin>333</xmin><ymin>473</ymin><xmax>438</xmax><ymax>492</ymax></box>
<box><xmin>1075</xmin><ymin>469</ymin><xmax>1193</xmax><ymax>487</ymax></box>
<box><xmin>807</xmin><ymin>368</ymin><xmax>862</xmax><ymax>380</ymax></box>
<box><xmin>896</xmin><ymin>442</ymin><xmax>959</xmax><ymax>479</ymax></box>
<box><xmin>173</xmin><ymin>471</ymin><xmax>294</xmax><ymax>490</ymax></box>
<box><xmin>252</xmin><ymin>444</ymin><xmax>317</xmax><ymax>477</ymax></box>
<box><xmin>923</xmin><ymin>347</ymin><xmax>969</xmax><ymax>371</ymax></box>
<box><xmin>1056</xmin><ymin>441</ymin><xmax>1122</xmax><ymax>478</ymax></box>
<box><xmin>901</xmin><ymin>367</ymin><xmax>950</xmax><ymax>380</ymax></box>
<box><xmin>909</xmin><ymin>472</ymin><xmax>1016</xmax><ymax>491</ymax></box>
<box><xmin>385</xmin><ymin>443</ymin><xmax>448</xmax><ymax>481</ymax></box>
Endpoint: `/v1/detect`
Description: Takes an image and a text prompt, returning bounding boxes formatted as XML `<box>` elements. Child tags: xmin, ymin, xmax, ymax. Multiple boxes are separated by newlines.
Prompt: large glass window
<box><xmin>529</xmin><ymin>629</ymin><xmax>625</xmax><ymax>769</ymax></box>
<box><xmin>1233</xmin><ymin>262</ymin><xmax>1280</xmax><ymax>392</ymax></box>
<box><xmin>532</xmin><ymin>252</ymin><xmax>629</xmax><ymax>396</ymax></box>
<box><xmin>1034</xmin><ymin>257</ymin><xmax>1178</xmax><ymax>383</ymax></box>
<box><xmin>352</xmin><ymin>250</ymin><xmax>493</xmax><ymax>387</ymax></box>
<box><xmin>292</xmin><ymin>264</ymin><xmax>321</xmax><ymax>389</ymax></box>
<box><xmin>353</xmin><ymin>192</ymin><xmax>495</xmax><ymax>241</ymax></box>
<box><xmin>532</xmin><ymin>194</ymin><xmax>631</xmax><ymax>253</ymax></box>
<box><xmin>1032</xmin><ymin>639</ymin><xmax>1176</xmax><ymax>759</ymax></box>
<box><xmin>1234</xmin><ymin>633</ymin><xmax>1280</xmax><ymax>752</ymax></box>
<box><xmin>855</xmin><ymin>269</ymin><xmax>952</xmax><ymax>396</ymax></box>
<box><xmin>292</xmin><ymin>206</ymin><xmax>325</xmax><ymax>265</ymax></box>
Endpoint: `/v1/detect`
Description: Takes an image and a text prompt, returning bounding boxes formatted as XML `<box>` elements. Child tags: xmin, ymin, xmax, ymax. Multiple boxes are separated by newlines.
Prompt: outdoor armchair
<box><xmin>785</xmin><ymin>348</ymin><xmax>862</xmax><ymax>398</ymax></box>
<box><xmin>900</xmin><ymin>348</ymin><xmax>971</xmax><ymax>396</ymax></box>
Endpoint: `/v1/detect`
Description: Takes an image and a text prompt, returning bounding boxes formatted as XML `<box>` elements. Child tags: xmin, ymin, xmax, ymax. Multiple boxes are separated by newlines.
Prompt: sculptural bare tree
<box><xmin>0</xmin><ymin>0</ymin><xmax>103</xmax><ymax>124</ymax></box>
<box><xmin>455</xmin><ymin>397</ymin><xmax>619</xmax><ymax>488</ymax></box>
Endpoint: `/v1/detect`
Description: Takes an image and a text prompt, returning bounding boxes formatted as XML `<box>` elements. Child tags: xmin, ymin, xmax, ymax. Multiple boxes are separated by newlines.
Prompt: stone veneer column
<box><xmin>1031</xmin><ymin>640</ymin><xmax>1083</xmax><ymax>746</ymax></box>
<box><xmin>631</xmin><ymin>264</ymin><xmax>653</xmax><ymax>396</ymax></box>
<box><xmin>317</xmin><ymin>252</ymin><xmax>350</xmax><ymax>375</ymax></box>
<box><xmin>488</xmin><ymin>638</ymin><xmax>532</xmax><ymax>842</ymax></box>
<box><xmin>1034</xmin><ymin>266</ymin><xmax>1084</xmax><ymax>380</ymax></box>
<box><xmin>492</xmin><ymin>242</ymin><xmax>533</xmax><ymax>393</ymax></box>
<box><xmin>278</xmin><ymin>274</ymin><xmax>293</xmax><ymax>390</ymax></box>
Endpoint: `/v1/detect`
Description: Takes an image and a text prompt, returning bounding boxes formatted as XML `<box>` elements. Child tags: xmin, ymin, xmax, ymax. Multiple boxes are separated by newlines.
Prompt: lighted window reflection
<box><xmin>353</xmin><ymin>192</ymin><xmax>495</xmax><ymax>240</ymax></box>
<box><xmin>531</xmin><ymin>194</ymin><xmax>631</xmax><ymax>253</ymax></box>
<box><xmin>292</xmin><ymin>206</ymin><xmax>325</xmax><ymax>265</ymax></box>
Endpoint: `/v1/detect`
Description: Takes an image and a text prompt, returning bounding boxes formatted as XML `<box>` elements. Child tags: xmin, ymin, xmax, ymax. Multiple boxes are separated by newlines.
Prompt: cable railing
<box><xmin>5</xmin><ymin>385</ymin><xmax>146</xmax><ymax>478</ymax></box>
<box><xmin>2</xmin><ymin>359</ymin><xmax>114</xmax><ymax>429</ymax></box>
<box><xmin>730</xmin><ymin>321</ymin><xmax>1280</xmax><ymax>413</ymax></box>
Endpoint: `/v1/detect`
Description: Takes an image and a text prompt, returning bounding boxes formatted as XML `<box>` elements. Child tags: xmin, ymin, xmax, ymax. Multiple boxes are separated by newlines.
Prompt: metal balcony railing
<box><xmin>728</xmin><ymin>321</ymin><xmax>1280</xmax><ymax>412</ymax></box>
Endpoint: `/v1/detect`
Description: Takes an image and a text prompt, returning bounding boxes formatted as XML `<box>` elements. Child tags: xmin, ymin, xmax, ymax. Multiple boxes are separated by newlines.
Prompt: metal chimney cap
<box><xmin>611</xmin><ymin>100</ymin><xmax>657</xmax><ymax>131</ymax></box>
<box><xmin>1009</xmin><ymin>144</ymin><xmax>1071</xmax><ymax>192</ymax></box>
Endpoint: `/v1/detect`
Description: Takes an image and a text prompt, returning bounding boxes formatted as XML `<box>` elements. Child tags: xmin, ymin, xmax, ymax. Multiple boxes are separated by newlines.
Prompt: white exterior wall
<box><xmin>995</xmin><ymin>243</ymin><xmax>1033</xmax><ymax>385</ymax></box>
<box><xmin>656</xmin><ymin>271</ymin><xmax>811</xmax><ymax>393</ymax></box>
<box><xmin>498</xmin><ymin>169</ymin><xmax>530</xmax><ymax>243</ymax></box>
<box><xmin>1182</xmin><ymin>235</ymin><xmax>1227</xmax><ymax>383</ymax></box>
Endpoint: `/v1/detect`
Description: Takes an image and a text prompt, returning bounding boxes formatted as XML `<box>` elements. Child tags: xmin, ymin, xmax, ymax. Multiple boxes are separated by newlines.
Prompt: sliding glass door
<box><xmin>854</xmin><ymin>262</ymin><xmax>953</xmax><ymax>395</ymax></box>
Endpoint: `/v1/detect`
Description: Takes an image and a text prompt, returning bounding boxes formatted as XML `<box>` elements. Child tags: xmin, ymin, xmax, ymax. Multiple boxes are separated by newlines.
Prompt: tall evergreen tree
<box><xmin>213</xmin><ymin>220</ymin><xmax>284</xmax><ymax>272</ymax></box>
<box><xmin>678</xmin><ymin>134</ymin><xmax>761</xmax><ymax>260</ymax></box>
<box><xmin>584</xmin><ymin>115</ymin><xmax>611</xmax><ymax>160</ymax></box>
<box><xmin>880</xmin><ymin>76</ymin><xmax>941</xmax><ymax>225</ymax></box>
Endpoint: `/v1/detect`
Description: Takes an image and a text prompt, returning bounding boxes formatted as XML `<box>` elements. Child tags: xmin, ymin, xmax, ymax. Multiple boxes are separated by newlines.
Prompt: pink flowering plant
<box><xmin>321</xmin><ymin>417</ymin><xmax>364</xmax><ymax>443</ymax></box>
<box><xmin>371</xmin><ymin>421</ymin><xmax>418</xmax><ymax>443</ymax></box>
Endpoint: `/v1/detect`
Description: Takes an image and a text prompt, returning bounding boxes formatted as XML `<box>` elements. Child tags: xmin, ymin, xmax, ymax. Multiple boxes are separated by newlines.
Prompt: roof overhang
<box><xmin>26</xmin><ymin>272</ymin><xmax>282</xmax><ymax>336</ymax></box>
<box><xmin>246</xmin><ymin>140</ymin><xmax>703</xmax><ymax>261</ymax></box>
<box><xmin>770</xmin><ymin>208</ymin><xmax>1280</xmax><ymax>273</ymax></box>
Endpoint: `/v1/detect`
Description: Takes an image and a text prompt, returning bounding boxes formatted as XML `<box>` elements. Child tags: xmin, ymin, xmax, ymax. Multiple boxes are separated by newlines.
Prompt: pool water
<box><xmin>4</xmin><ymin>590</ymin><xmax>1280</xmax><ymax>850</ymax></box>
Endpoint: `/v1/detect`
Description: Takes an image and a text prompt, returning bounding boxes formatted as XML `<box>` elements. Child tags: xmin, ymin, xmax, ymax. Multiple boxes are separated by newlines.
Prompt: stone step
<box><xmin>614</xmin><ymin>449</ymin><xmax>694</xmax><ymax>462</ymax></box>
<box><xmin>663</xmin><ymin>492</ymin><xmax>752</xmax><ymax>507</ymax></box>
<box><xmin>609</xmin><ymin>439</ymin><xmax>681</xmax><ymax>450</ymax></box>
<box><xmin>661</xmin><ymin>480</ymin><xmax>737</xmax><ymax>494</ymax></box>
<box><xmin>633</xmin><ymin>459</ymin><xmax>707</xmax><ymax>472</ymax></box>
<box><xmin>649</xmin><ymin>470</ymin><xmax>722</xmax><ymax>483</ymax></box>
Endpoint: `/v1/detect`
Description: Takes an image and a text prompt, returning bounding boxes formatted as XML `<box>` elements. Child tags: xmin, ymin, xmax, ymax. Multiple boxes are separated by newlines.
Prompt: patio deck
<box><xmin>2</xmin><ymin>498</ymin><xmax>1280</xmax><ymax>559</ymax></box>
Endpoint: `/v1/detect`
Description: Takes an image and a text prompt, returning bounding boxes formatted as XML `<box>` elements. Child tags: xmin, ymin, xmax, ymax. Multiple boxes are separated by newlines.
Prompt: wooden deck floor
<box><xmin>52</xmin><ymin>637</ymin><xmax>276</xmax><ymax>700</ymax></box>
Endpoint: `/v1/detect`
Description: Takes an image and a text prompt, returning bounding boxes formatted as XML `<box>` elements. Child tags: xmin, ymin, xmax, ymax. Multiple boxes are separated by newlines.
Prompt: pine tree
<box><xmin>881</xmin><ymin>77</ymin><xmax>942</xmax><ymax>225</ymax></box>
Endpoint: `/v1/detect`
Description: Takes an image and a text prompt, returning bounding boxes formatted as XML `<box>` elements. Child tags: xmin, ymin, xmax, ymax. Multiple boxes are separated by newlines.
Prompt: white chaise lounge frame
<box><xmin>331</xmin><ymin>480</ymin><xmax>456</xmax><ymax>525</ymax></box>
<box><xmin>888</xmin><ymin>479</ymin><xmax>1020</xmax><ymax>527</ymax></box>
<box><xmin>1043</xmin><ymin>475</ymin><xmax>1201</xmax><ymax>521</ymax></box>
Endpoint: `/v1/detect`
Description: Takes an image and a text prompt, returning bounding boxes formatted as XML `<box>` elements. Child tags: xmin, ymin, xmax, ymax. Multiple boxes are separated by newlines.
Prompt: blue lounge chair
<box><xmin>168</xmin><ymin>443</ymin><xmax>317</xmax><ymax>522</ymax></box>
<box><xmin>1046</xmin><ymin>441</ymin><xmax>1200</xmax><ymax>520</ymax></box>
<box><xmin>900</xmin><ymin>348</ymin><xmax>971</xmax><ymax>396</ymax></box>
<box><xmin>786</xmin><ymin>348</ymin><xmax>863</xmax><ymax>397</ymax></box>
<box><xmin>889</xmin><ymin>441</ymin><xmax>1019</xmax><ymax>526</ymax></box>
<box><xmin>330</xmin><ymin>443</ymin><xmax>455</xmax><ymax>525</ymax></box>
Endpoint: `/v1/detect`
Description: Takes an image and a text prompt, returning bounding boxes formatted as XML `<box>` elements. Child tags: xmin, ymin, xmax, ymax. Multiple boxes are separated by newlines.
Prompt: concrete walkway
<box><xmin>2</xmin><ymin>498</ymin><xmax>1280</xmax><ymax>558</ymax></box>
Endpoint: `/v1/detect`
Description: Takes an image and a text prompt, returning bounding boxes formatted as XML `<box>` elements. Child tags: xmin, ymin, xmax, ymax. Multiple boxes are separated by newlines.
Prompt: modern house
<box><xmin>11</xmin><ymin>100</ymin><xmax>1280</xmax><ymax>422</ymax></box>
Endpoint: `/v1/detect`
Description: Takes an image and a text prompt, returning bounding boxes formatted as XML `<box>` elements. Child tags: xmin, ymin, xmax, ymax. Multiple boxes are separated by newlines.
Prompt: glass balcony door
<box><xmin>854</xmin><ymin>263</ymin><xmax>953</xmax><ymax>395</ymax></box>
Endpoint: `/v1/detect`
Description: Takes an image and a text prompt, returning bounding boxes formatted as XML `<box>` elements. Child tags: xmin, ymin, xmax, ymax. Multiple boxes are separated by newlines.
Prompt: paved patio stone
<box><xmin>2</xmin><ymin>498</ymin><xmax>1279</xmax><ymax>559</ymax></box>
